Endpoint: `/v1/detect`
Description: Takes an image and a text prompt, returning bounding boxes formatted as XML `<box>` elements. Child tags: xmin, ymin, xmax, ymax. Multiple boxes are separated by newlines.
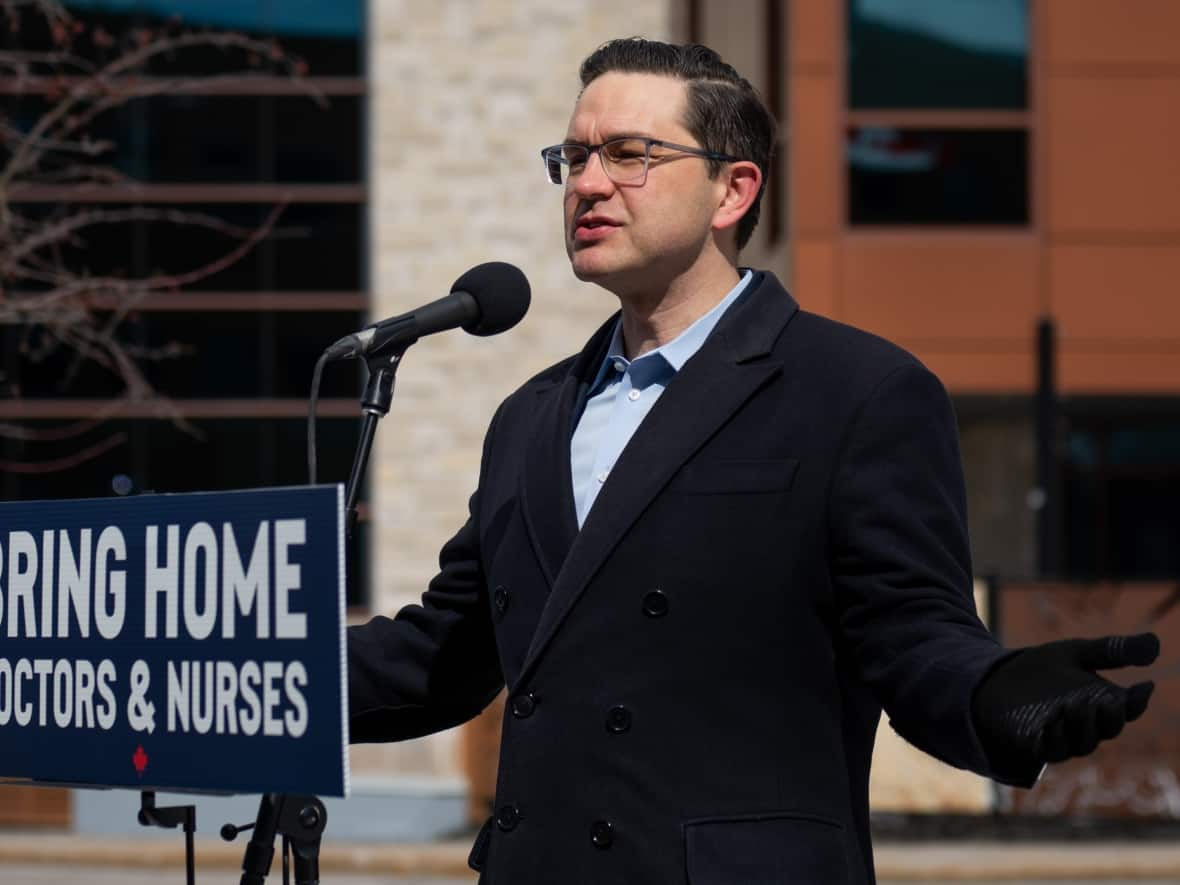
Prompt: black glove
<box><xmin>972</xmin><ymin>632</ymin><xmax>1159</xmax><ymax>781</ymax></box>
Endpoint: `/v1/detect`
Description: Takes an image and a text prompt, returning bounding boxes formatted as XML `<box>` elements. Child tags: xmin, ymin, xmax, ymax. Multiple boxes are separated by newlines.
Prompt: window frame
<box><xmin>841</xmin><ymin>0</ymin><xmax>1039</xmax><ymax>233</ymax></box>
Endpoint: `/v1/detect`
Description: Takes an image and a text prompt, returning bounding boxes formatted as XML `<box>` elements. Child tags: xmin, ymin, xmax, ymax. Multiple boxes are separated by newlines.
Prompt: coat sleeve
<box><xmin>347</xmin><ymin>409</ymin><xmax>505</xmax><ymax>744</ymax></box>
<box><xmin>827</xmin><ymin>361</ymin><xmax>1023</xmax><ymax>779</ymax></box>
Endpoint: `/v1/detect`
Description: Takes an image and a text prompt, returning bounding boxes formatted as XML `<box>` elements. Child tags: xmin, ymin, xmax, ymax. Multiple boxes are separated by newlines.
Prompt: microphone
<box><xmin>325</xmin><ymin>261</ymin><xmax>530</xmax><ymax>360</ymax></box>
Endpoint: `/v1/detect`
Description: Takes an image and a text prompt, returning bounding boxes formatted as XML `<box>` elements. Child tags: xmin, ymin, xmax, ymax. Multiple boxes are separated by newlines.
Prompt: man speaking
<box><xmin>347</xmin><ymin>38</ymin><xmax>1159</xmax><ymax>884</ymax></box>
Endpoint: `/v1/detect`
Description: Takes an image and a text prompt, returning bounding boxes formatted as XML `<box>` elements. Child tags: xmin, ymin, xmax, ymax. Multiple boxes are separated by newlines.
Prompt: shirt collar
<box><xmin>590</xmin><ymin>269</ymin><xmax>754</xmax><ymax>391</ymax></box>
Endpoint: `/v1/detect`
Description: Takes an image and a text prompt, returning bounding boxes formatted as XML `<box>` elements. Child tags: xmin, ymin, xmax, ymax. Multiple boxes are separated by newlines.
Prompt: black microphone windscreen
<box><xmin>452</xmin><ymin>261</ymin><xmax>531</xmax><ymax>336</ymax></box>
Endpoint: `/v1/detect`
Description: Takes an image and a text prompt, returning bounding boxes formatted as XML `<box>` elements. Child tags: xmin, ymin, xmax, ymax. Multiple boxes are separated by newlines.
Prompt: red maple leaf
<box><xmin>132</xmin><ymin>745</ymin><xmax>149</xmax><ymax>776</ymax></box>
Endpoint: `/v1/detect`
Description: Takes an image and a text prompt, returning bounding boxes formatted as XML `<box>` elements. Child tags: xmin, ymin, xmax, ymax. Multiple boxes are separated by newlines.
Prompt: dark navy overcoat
<box><xmin>348</xmin><ymin>270</ymin><xmax>1022</xmax><ymax>884</ymax></box>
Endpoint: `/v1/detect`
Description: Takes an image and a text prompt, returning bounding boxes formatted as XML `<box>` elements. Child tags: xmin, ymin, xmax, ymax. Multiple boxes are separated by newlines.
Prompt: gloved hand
<box><xmin>972</xmin><ymin>632</ymin><xmax>1159</xmax><ymax>780</ymax></box>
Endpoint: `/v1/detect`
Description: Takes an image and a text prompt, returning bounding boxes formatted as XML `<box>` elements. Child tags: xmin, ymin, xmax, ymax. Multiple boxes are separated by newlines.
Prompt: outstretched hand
<box><xmin>972</xmin><ymin>633</ymin><xmax>1160</xmax><ymax>777</ymax></box>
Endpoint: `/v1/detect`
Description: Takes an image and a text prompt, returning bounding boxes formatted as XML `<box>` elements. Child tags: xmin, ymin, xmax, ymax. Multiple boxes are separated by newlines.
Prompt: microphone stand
<box><xmin>345</xmin><ymin>347</ymin><xmax>406</xmax><ymax>539</ymax></box>
<box><xmin>228</xmin><ymin>344</ymin><xmax>409</xmax><ymax>885</ymax></box>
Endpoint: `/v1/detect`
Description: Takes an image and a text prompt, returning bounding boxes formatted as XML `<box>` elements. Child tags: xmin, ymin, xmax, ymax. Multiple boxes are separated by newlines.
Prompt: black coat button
<box><xmin>605</xmin><ymin>705</ymin><xmax>631</xmax><ymax>734</ymax></box>
<box><xmin>511</xmin><ymin>692</ymin><xmax>536</xmax><ymax>718</ymax></box>
<box><xmin>493</xmin><ymin>585</ymin><xmax>509</xmax><ymax>614</ymax></box>
<box><xmin>642</xmin><ymin>589</ymin><xmax>669</xmax><ymax>617</ymax></box>
<box><xmin>496</xmin><ymin>804</ymin><xmax>520</xmax><ymax>832</ymax></box>
<box><xmin>590</xmin><ymin>820</ymin><xmax>614</xmax><ymax>848</ymax></box>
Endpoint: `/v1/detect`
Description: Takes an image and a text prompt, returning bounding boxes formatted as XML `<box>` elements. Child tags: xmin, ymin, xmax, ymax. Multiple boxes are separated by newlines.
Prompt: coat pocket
<box><xmin>673</xmin><ymin>458</ymin><xmax>799</xmax><ymax>495</ymax></box>
<box><xmin>467</xmin><ymin>815</ymin><xmax>492</xmax><ymax>872</ymax></box>
<box><xmin>685</xmin><ymin>812</ymin><xmax>851</xmax><ymax>885</ymax></box>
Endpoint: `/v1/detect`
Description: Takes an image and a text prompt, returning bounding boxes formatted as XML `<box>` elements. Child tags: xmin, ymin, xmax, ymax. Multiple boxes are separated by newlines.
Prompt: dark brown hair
<box><xmin>579</xmin><ymin>37</ymin><xmax>777</xmax><ymax>250</ymax></box>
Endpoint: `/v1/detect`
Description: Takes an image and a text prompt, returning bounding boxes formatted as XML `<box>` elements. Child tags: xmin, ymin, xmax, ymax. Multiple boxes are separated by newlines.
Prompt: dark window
<box><xmin>60</xmin><ymin>1</ymin><xmax>363</xmax><ymax>76</ymax></box>
<box><xmin>6</xmin><ymin>3</ymin><xmax>369</xmax><ymax>604</ymax></box>
<box><xmin>847</xmin><ymin>128</ymin><xmax>1027</xmax><ymax>225</ymax></box>
<box><xmin>848</xmin><ymin>0</ymin><xmax>1028</xmax><ymax>109</ymax></box>
<box><xmin>9</xmin><ymin>203</ymin><xmax>364</xmax><ymax>291</ymax></box>
<box><xmin>0</xmin><ymin>417</ymin><xmax>357</xmax><ymax>498</ymax></box>
<box><xmin>5</xmin><ymin>95</ymin><xmax>362</xmax><ymax>183</ymax></box>
<box><xmin>8</xmin><ymin>312</ymin><xmax>365</xmax><ymax>400</ymax></box>
<box><xmin>1063</xmin><ymin>412</ymin><xmax>1180</xmax><ymax>581</ymax></box>
<box><xmin>140</xmin><ymin>204</ymin><xmax>365</xmax><ymax>291</ymax></box>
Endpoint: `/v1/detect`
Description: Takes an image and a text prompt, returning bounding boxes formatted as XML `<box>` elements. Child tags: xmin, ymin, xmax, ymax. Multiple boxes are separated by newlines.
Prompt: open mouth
<box><xmin>574</xmin><ymin>217</ymin><xmax>619</xmax><ymax>242</ymax></box>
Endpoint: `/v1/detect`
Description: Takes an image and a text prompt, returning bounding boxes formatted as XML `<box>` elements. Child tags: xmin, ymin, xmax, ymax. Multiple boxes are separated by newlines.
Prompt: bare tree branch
<box><xmin>0</xmin><ymin>0</ymin><xmax>318</xmax><ymax>474</ymax></box>
<box><xmin>0</xmin><ymin>431</ymin><xmax>128</xmax><ymax>473</ymax></box>
<box><xmin>0</xmin><ymin>409</ymin><xmax>123</xmax><ymax>441</ymax></box>
<box><xmin>1</xmin><ymin>3</ymin><xmax>319</xmax><ymax>212</ymax></box>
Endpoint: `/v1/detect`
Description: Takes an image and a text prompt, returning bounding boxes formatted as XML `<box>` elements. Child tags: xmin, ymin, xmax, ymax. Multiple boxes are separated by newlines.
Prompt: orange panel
<box><xmin>1046</xmin><ymin>77</ymin><xmax>1180</xmax><ymax>233</ymax></box>
<box><xmin>1050</xmin><ymin>244</ymin><xmax>1180</xmax><ymax>340</ymax></box>
<box><xmin>0</xmin><ymin>786</ymin><xmax>70</xmax><ymax>827</ymax></box>
<box><xmin>788</xmin><ymin>75</ymin><xmax>841</xmax><ymax>234</ymax></box>
<box><xmin>1060</xmin><ymin>351</ymin><xmax>1180</xmax><ymax>394</ymax></box>
<box><xmin>789</xmin><ymin>0</ymin><xmax>840</xmax><ymax>68</ymax></box>
<box><xmin>1046</xmin><ymin>0</ymin><xmax>1180</xmax><ymax>66</ymax></box>
<box><xmin>903</xmin><ymin>349</ymin><xmax>1035</xmax><ymax>395</ymax></box>
<box><xmin>792</xmin><ymin>237</ymin><xmax>838</xmax><ymax>319</ymax></box>
<box><xmin>841</xmin><ymin>236</ymin><xmax>1042</xmax><ymax>340</ymax></box>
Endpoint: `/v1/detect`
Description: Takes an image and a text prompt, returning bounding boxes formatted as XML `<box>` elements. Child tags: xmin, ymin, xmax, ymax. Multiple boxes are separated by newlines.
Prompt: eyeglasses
<box><xmin>540</xmin><ymin>136</ymin><xmax>740</xmax><ymax>186</ymax></box>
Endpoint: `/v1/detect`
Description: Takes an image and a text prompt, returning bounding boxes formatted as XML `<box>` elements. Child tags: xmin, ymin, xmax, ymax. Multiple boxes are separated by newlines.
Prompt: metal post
<box><xmin>1035</xmin><ymin>317</ymin><xmax>1058</xmax><ymax>577</ymax></box>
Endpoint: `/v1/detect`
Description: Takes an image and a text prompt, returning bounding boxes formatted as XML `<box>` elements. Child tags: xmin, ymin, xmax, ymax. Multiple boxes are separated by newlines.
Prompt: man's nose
<box><xmin>571</xmin><ymin>150</ymin><xmax>614</xmax><ymax>198</ymax></box>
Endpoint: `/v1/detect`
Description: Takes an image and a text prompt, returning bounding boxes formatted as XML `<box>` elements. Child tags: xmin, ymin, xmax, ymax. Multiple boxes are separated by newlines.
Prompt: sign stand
<box><xmin>138</xmin><ymin>791</ymin><xmax>196</xmax><ymax>885</ymax></box>
<box><xmin>223</xmin><ymin>793</ymin><xmax>328</xmax><ymax>885</ymax></box>
<box><xmin>221</xmin><ymin>345</ymin><xmax>405</xmax><ymax>884</ymax></box>
<box><xmin>117</xmin><ymin>343</ymin><xmax>404</xmax><ymax>884</ymax></box>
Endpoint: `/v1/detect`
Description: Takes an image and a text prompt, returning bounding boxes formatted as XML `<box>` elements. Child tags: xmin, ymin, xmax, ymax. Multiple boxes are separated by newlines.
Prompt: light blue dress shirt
<box><xmin>570</xmin><ymin>270</ymin><xmax>754</xmax><ymax>527</ymax></box>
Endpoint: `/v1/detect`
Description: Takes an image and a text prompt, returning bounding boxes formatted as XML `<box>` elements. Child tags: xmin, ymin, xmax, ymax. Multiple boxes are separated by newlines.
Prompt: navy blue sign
<box><xmin>0</xmin><ymin>485</ymin><xmax>348</xmax><ymax>797</ymax></box>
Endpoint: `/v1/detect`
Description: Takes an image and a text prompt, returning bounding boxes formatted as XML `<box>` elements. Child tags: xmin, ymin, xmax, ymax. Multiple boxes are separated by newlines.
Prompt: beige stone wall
<box><xmin>354</xmin><ymin>0</ymin><xmax>678</xmax><ymax>781</ymax></box>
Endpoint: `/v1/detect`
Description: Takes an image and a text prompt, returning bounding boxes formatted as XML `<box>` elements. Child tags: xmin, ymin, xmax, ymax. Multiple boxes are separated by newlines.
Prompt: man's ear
<box><xmin>711</xmin><ymin>161</ymin><xmax>762</xmax><ymax>237</ymax></box>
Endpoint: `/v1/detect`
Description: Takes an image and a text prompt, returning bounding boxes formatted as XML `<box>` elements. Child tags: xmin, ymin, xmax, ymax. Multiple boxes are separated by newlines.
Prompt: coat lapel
<box><xmin>520</xmin><ymin>314</ymin><xmax>617</xmax><ymax>588</ymax></box>
<box><xmin>518</xmin><ymin>273</ymin><xmax>800</xmax><ymax>682</ymax></box>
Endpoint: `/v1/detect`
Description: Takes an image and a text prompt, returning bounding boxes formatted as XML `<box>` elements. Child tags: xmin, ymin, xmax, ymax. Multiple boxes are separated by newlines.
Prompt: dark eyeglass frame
<box><xmin>540</xmin><ymin>136</ymin><xmax>741</xmax><ymax>186</ymax></box>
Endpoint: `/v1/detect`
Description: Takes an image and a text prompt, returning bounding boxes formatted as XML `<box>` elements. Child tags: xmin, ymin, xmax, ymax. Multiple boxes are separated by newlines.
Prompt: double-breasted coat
<box><xmin>348</xmin><ymin>270</ymin><xmax>1019</xmax><ymax>884</ymax></box>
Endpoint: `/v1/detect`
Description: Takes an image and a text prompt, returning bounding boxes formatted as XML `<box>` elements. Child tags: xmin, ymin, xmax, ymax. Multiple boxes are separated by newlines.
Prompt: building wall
<box><xmin>357</xmin><ymin>0</ymin><xmax>679</xmax><ymax>784</ymax></box>
<box><xmin>782</xmin><ymin>0</ymin><xmax>1180</xmax><ymax>810</ymax></box>
<box><xmin>1041</xmin><ymin>0</ymin><xmax>1180</xmax><ymax>393</ymax></box>
<box><xmin>788</xmin><ymin>0</ymin><xmax>1180</xmax><ymax>396</ymax></box>
<box><xmin>783</xmin><ymin>0</ymin><xmax>1180</xmax><ymax>587</ymax></box>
